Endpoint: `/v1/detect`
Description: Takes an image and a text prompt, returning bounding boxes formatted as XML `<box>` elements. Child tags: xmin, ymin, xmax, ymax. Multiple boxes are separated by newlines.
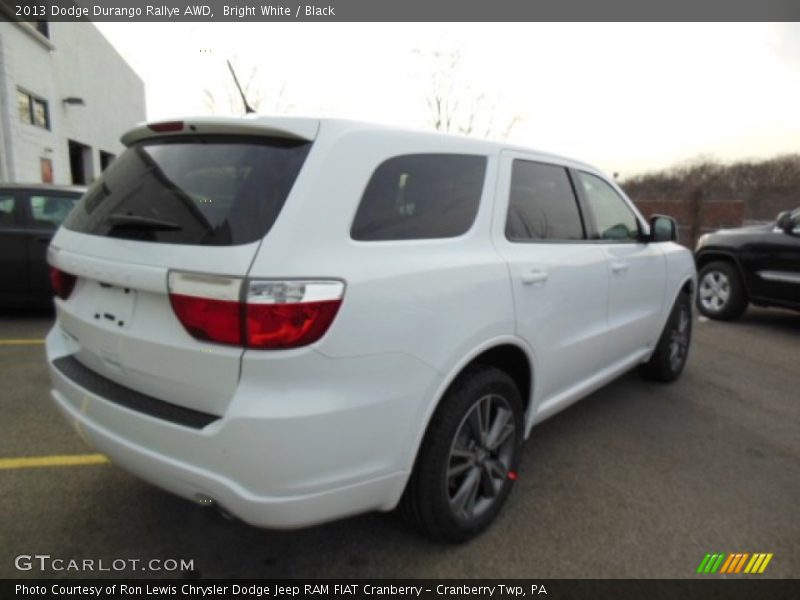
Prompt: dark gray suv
<box><xmin>0</xmin><ymin>184</ymin><xmax>84</xmax><ymax>307</ymax></box>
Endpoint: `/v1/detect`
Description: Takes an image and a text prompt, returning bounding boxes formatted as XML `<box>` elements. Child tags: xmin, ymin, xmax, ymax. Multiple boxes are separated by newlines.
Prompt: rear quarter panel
<box><xmin>247</xmin><ymin>124</ymin><xmax>516</xmax><ymax>373</ymax></box>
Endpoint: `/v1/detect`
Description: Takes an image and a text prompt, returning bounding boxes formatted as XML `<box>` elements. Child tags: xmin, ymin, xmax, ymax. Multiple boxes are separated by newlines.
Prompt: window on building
<box><xmin>506</xmin><ymin>160</ymin><xmax>585</xmax><ymax>241</ymax></box>
<box><xmin>351</xmin><ymin>154</ymin><xmax>487</xmax><ymax>241</ymax></box>
<box><xmin>68</xmin><ymin>140</ymin><xmax>93</xmax><ymax>185</ymax></box>
<box><xmin>18</xmin><ymin>91</ymin><xmax>31</xmax><ymax>125</ymax></box>
<box><xmin>17</xmin><ymin>89</ymin><xmax>50</xmax><ymax>129</ymax></box>
<box><xmin>100</xmin><ymin>151</ymin><xmax>116</xmax><ymax>171</ymax></box>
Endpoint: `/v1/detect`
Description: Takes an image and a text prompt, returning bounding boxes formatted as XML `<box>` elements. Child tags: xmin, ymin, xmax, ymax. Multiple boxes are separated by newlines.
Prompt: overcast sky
<box><xmin>94</xmin><ymin>22</ymin><xmax>800</xmax><ymax>177</ymax></box>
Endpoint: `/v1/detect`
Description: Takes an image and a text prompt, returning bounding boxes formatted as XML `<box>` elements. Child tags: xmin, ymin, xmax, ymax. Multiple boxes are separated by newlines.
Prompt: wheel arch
<box><xmin>680</xmin><ymin>277</ymin><xmax>694</xmax><ymax>298</ymax></box>
<box><xmin>668</xmin><ymin>273</ymin><xmax>696</xmax><ymax>320</ymax></box>
<box><xmin>433</xmin><ymin>338</ymin><xmax>534</xmax><ymax>424</ymax></box>
<box><xmin>646</xmin><ymin>271</ymin><xmax>695</xmax><ymax>364</ymax></box>
<box><xmin>695</xmin><ymin>249</ymin><xmax>751</xmax><ymax>297</ymax></box>
<box><xmin>398</xmin><ymin>337</ymin><xmax>535</xmax><ymax>495</ymax></box>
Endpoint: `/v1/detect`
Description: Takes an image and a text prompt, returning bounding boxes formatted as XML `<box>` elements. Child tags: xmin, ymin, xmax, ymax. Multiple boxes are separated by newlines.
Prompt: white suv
<box><xmin>46</xmin><ymin>117</ymin><xmax>695</xmax><ymax>542</ymax></box>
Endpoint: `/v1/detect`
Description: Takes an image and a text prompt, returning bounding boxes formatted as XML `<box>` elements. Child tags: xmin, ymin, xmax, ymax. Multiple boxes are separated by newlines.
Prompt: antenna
<box><xmin>227</xmin><ymin>59</ymin><xmax>255</xmax><ymax>114</ymax></box>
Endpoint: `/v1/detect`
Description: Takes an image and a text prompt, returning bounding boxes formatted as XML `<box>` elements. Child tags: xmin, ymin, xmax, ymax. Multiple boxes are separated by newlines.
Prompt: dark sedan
<box><xmin>0</xmin><ymin>184</ymin><xmax>84</xmax><ymax>307</ymax></box>
<box><xmin>695</xmin><ymin>208</ymin><xmax>800</xmax><ymax>320</ymax></box>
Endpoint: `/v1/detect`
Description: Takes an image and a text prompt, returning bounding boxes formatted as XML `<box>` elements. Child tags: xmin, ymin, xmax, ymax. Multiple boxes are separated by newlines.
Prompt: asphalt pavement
<box><xmin>0</xmin><ymin>306</ymin><xmax>797</xmax><ymax>579</ymax></box>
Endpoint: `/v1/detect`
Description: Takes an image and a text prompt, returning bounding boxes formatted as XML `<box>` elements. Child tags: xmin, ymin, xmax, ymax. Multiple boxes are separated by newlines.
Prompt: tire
<box><xmin>696</xmin><ymin>261</ymin><xmax>748</xmax><ymax>320</ymax></box>
<box><xmin>399</xmin><ymin>365</ymin><xmax>524</xmax><ymax>543</ymax></box>
<box><xmin>641</xmin><ymin>291</ymin><xmax>692</xmax><ymax>383</ymax></box>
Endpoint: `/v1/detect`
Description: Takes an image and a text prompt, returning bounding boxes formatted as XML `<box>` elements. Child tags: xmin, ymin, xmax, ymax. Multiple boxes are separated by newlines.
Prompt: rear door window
<box><xmin>351</xmin><ymin>154</ymin><xmax>487</xmax><ymax>241</ymax></box>
<box><xmin>506</xmin><ymin>160</ymin><xmax>585</xmax><ymax>241</ymax></box>
<box><xmin>63</xmin><ymin>136</ymin><xmax>311</xmax><ymax>246</ymax></box>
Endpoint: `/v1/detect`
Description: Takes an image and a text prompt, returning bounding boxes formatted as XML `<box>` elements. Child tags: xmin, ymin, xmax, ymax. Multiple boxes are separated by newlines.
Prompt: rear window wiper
<box><xmin>105</xmin><ymin>214</ymin><xmax>183</xmax><ymax>231</ymax></box>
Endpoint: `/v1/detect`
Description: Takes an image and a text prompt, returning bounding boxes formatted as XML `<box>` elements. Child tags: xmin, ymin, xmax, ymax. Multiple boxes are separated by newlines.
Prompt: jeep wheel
<box><xmin>400</xmin><ymin>365</ymin><xmax>523</xmax><ymax>543</ymax></box>
<box><xmin>697</xmin><ymin>261</ymin><xmax>748</xmax><ymax>320</ymax></box>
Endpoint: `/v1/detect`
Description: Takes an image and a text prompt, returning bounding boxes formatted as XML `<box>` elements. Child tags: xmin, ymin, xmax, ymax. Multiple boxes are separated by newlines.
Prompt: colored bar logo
<box><xmin>696</xmin><ymin>553</ymin><xmax>773</xmax><ymax>574</ymax></box>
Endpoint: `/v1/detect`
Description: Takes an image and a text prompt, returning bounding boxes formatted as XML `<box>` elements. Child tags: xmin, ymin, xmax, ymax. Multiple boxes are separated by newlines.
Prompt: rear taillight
<box><xmin>50</xmin><ymin>267</ymin><xmax>77</xmax><ymax>300</ymax></box>
<box><xmin>168</xmin><ymin>272</ymin><xmax>344</xmax><ymax>349</ymax></box>
<box><xmin>246</xmin><ymin>281</ymin><xmax>344</xmax><ymax>349</ymax></box>
<box><xmin>168</xmin><ymin>273</ymin><xmax>241</xmax><ymax>345</ymax></box>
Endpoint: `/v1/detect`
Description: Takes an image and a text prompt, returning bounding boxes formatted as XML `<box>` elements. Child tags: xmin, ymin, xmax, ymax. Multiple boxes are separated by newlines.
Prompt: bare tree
<box><xmin>621</xmin><ymin>153</ymin><xmax>800</xmax><ymax>221</ymax></box>
<box><xmin>417</xmin><ymin>48</ymin><xmax>521</xmax><ymax>140</ymax></box>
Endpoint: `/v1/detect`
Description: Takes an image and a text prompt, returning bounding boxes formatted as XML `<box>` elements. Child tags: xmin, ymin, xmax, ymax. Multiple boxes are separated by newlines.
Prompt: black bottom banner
<box><xmin>3</xmin><ymin>579</ymin><xmax>799</xmax><ymax>600</ymax></box>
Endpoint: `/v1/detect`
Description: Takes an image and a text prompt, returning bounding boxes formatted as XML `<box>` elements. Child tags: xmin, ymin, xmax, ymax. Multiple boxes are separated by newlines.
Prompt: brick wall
<box><xmin>631</xmin><ymin>195</ymin><xmax>744</xmax><ymax>248</ymax></box>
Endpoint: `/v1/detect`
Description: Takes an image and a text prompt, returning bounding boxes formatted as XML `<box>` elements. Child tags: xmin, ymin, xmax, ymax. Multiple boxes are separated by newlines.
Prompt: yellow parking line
<box><xmin>0</xmin><ymin>454</ymin><xmax>110</xmax><ymax>470</ymax></box>
<box><xmin>0</xmin><ymin>339</ymin><xmax>45</xmax><ymax>345</ymax></box>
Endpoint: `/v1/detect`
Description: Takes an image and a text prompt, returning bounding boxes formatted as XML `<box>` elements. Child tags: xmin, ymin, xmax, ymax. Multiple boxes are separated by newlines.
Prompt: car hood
<box><xmin>695</xmin><ymin>223</ymin><xmax>776</xmax><ymax>252</ymax></box>
<box><xmin>712</xmin><ymin>223</ymin><xmax>773</xmax><ymax>235</ymax></box>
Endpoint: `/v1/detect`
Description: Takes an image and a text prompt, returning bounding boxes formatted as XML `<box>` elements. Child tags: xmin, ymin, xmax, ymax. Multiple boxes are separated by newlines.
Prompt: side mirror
<box><xmin>649</xmin><ymin>214</ymin><xmax>678</xmax><ymax>242</ymax></box>
<box><xmin>776</xmin><ymin>211</ymin><xmax>793</xmax><ymax>233</ymax></box>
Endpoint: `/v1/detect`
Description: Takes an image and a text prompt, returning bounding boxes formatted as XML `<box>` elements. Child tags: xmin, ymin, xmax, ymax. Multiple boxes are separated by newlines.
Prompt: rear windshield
<box><xmin>63</xmin><ymin>136</ymin><xmax>311</xmax><ymax>246</ymax></box>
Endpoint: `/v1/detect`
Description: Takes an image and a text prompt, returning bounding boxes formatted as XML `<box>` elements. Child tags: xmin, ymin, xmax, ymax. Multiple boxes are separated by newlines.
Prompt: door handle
<box><xmin>521</xmin><ymin>269</ymin><xmax>549</xmax><ymax>285</ymax></box>
<box><xmin>610</xmin><ymin>261</ymin><xmax>629</xmax><ymax>274</ymax></box>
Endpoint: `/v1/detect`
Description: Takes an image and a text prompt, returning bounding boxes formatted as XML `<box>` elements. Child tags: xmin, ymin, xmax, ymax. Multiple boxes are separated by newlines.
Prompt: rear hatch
<box><xmin>49</xmin><ymin>118</ymin><xmax>318</xmax><ymax>417</ymax></box>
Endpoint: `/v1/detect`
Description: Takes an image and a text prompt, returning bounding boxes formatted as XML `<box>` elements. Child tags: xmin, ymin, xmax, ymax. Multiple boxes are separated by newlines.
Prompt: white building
<box><xmin>0</xmin><ymin>18</ymin><xmax>145</xmax><ymax>185</ymax></box>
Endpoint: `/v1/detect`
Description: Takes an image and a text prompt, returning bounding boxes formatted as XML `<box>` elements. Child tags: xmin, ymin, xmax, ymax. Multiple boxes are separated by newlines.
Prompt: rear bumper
<box><xmin>46</xmin><ymin>326</ymin><xmax>437</xmax><ymax>528</ymax></box>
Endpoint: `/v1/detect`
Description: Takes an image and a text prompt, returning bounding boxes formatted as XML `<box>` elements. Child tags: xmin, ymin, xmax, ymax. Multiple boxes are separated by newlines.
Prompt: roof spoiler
<box><xmin>120</xmin><ymin>116</ymin><xmax>320</xmax><ymax>146</ymax></box>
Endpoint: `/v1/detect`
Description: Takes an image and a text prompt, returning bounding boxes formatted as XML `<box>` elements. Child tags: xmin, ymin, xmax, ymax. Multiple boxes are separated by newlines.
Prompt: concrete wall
<box><xmin>0</xmin><ymin>20</ymin><xmax>145</xmax><ymax>185</ymax></box>
<box><xmin>0</xmin><ymin>21</ymin><xmax>60</xmax><ymax>182</ymax></box>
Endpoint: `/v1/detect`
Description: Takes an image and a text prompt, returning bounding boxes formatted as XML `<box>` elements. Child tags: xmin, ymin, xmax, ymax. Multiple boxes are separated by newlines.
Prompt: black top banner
<box><xmin>2</xmin><ymin>0</ymin><xmax>800</xmax><ymax>22</ymax></box>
